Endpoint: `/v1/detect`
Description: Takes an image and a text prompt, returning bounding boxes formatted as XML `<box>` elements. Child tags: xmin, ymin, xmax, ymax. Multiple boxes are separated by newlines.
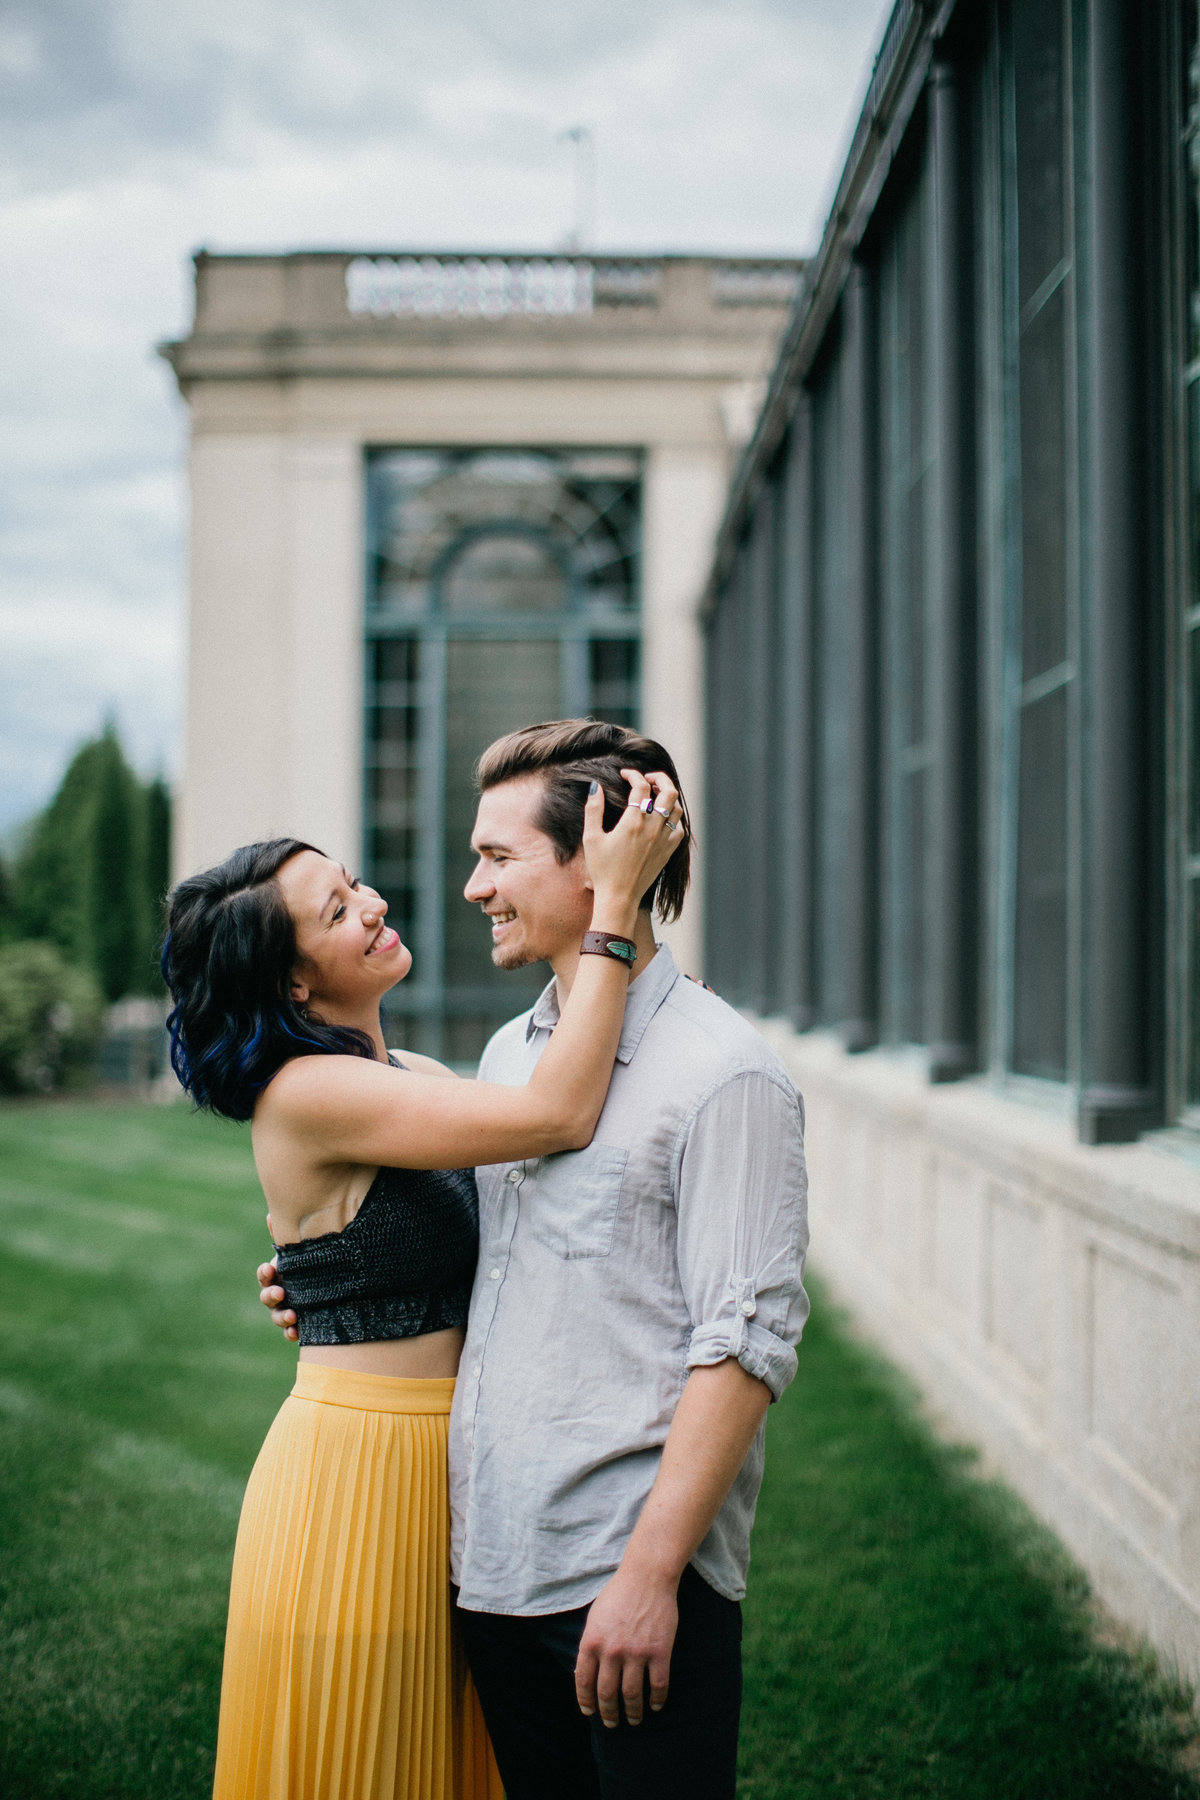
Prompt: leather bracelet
<box><xmin>580</xmin><ymin>929</ymin><xmax>637</xmax><ymax>966</ymax></box>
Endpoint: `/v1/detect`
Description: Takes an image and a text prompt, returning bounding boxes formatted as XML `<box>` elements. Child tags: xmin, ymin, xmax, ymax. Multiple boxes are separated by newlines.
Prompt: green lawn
<box><xmin>0</xmin><ymin>1098</ymin><xmax>1196</xmax><ymax>1799</ymax></box>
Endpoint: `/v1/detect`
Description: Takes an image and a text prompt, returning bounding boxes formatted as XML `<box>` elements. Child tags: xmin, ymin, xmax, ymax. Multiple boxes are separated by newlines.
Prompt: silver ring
<box><xmin>641</xmin><ymin>797</ymin><xmax>656</xmax><ymax>814</ymax></box>
<box><xmin>653</xmin><ymin>806</ymin><xmax>674</xmax><ymax>823</ymax></box>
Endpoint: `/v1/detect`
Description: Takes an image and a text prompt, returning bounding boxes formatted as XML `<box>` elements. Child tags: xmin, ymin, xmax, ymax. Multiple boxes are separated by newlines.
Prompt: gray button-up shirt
<box><xmin>448</xmin><ymin>944</ymin><xmax>809</xmax><ymax>1616</ymax></box>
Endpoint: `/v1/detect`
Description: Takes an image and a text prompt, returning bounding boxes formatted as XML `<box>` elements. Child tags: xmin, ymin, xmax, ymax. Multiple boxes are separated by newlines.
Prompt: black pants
<box><xmin>454</xmin><ymin>1565</ymin><xmax>743</xmax><ymax>1800</ymax></box>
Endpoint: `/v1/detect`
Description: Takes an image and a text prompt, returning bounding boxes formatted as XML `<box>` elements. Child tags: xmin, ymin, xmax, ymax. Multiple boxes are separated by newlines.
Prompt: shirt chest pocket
<box><xmin>528</xmin><ymin>1143</ymin><xmax>629</xmax><ymax>1260</ymax></box>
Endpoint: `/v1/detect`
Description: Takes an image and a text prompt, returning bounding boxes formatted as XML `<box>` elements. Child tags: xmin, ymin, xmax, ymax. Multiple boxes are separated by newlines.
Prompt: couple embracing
<box><xmin>163</xmin><ymin>719</ymin><xmax>809</xmax><ymax>1800</ymax></box>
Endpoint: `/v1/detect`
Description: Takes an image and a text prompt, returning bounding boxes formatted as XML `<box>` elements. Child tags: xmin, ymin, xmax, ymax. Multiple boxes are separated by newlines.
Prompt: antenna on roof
<box><xmin>559</xmin><ymin>126</ymin><xmax>596</xmax><ymax>253</ymax></box>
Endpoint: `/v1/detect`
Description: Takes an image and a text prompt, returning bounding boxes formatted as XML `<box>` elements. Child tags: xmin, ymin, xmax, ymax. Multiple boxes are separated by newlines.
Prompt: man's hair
<box><xmin>475</xmin><ymin>719</ymin><xmax>691</xmax><ymax>922</ymax></box>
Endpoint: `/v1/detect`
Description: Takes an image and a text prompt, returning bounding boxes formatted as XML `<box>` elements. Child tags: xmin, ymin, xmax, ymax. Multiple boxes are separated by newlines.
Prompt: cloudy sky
<box><xmin>0</xmin><ymin>0</ymin><xmax>889</xmax><ymax>837</ymax></box>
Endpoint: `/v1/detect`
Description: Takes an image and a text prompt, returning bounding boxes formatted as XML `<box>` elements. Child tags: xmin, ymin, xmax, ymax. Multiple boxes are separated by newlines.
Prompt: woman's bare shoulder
<box><xmin>255</xmin><ymin>1052</ymin><xmax>390</xmax><ymax>1124</ymax></box>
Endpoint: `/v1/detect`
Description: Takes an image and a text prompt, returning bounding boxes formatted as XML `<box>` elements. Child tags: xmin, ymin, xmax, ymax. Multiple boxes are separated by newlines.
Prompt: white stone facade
<box><xmin>164</xmin><ymin>252</ymin><xmax>798</xmax><ymax>978</ymax></box>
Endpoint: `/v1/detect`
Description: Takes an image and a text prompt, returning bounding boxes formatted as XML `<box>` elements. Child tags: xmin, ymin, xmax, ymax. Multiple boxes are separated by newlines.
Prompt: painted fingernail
<box><xmin>588</xmin><ymin>779</ymin><xmax>598</xmax><ymax>794</ymax></box>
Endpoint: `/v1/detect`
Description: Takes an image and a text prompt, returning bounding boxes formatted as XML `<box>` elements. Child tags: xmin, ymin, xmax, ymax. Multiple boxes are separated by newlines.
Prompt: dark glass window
<box><xmin>703</xmin><ymin>0</ymin><xmax>1184</xmax><ymax>1141</ymax></box>
<box><xmin>878</xmin><ymin>151</ymin><xmax>935</xmax><ymax>1045</ymax></box>
<box><xmin>364</xmin><ymin>448</ymin><xmax>641</xmax><ymax>1062</ymax></box>
<box><xmin>704</xmin><ymin>553</ymin><xmax>740</xmax><ymax>1002</ymax></box>
<box><xmin>744</xmin><ymin>477</ymin><xmax>779</xmax><ymax>1014</ymax></box>
<box><xmin>1006</xmin><ymin>0</ymin><xmax>1077</xmax><ymax>1082</ymax></box>
<box><xmin>588</xmin><ymin>638</ymin><xmax>639</xmax><ymax>731</ymax></box>
<box><xmin>771</xmin><ymin>412</ymin><xmax>816</xmax><ymax>1031</ymax></box>
<box><xmin>811</xmin><ymin>345</ymin><xmax>849</xmax><ymax>1027</ymax></box>
<box><xmin>1182</xmin><ymin>0</ymin><xmax>1200</xmax><ymax>1112</ymax></box>
<box><xmin>705</xmin><ymin>458</ymin><xmax>787</xmax><ymax>1017</ymax></box>
<box><xmin>364</xmin><ymin>637</ymin><xmax>421</xmax><ymax>957</ymax></box>
<box><xmin>441</xmin><ymin>532</ymin><xmax>568</xmax><ymax>614</ymax></box>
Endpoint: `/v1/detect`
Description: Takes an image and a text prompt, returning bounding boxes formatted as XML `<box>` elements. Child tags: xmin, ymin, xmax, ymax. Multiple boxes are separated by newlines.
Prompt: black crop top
<box><xmin>272</xmin><ymin>1069</ymin><xmax>479</xmax><ymax>1346</ymax></box>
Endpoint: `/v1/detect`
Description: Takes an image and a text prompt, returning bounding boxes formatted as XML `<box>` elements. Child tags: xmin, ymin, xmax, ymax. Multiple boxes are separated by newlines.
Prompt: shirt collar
<box><xmin>526</xmin><ymin>942</ymin><xmax>681</xmax><ymax>1064</ymax></box>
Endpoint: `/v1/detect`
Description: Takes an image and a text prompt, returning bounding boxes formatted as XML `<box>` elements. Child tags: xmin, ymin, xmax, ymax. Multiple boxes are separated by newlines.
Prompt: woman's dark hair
<box><xmin>162</xmin><ymin>838</ymin><xmax>376</xmax><ymax>1122</ymax></box>
<box><xmin>475</xmin><ymin>719</ymin><xmax>692</xmax><ymax>923</ymax></box>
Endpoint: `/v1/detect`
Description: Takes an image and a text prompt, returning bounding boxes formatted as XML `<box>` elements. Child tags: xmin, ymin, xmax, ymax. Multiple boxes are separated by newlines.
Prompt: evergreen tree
<box><xmin>13</xmin><ymin>724</ymin><xmax>170</xmax><ymax>1001</ymax></box>
<box><xmin>0</xmin><ymin>853</ymin><xmax>15</xmax><ymax>944</ymax></box>
<box><xmin>140</xmin><ymin>775</ymin><xmax>172</xmax><ymax>987</ymax></box>
<box><xmin>15</xmin><ymin>735</ymin><xmax>107</xmax><ymax>964</ymax></box>
<box><xmin>90</xmin><ymin>730</ymin><xmax>139</xmax><ymax>1002</ymax></box>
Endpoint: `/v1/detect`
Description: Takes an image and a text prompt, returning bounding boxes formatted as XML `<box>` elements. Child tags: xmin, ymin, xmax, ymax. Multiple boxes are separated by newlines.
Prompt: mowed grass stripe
<box><xmin>1</xmin><ymin>1384</ymin><xmax>241</xmax><ymax>1795</ymax></box>
<box><xmin>741</xmin><ymin>1293</ymin><xmax>1199</xmax><ymax>1799</ymax></box>
<box><xmin>0</xmin><ymin>1098</ymin><xmax>1196</xmax><ymax>1799</ymax></box>
<box><xmin>0</xmin><ymin>1100</ymin><xmax>290</xmax><ymax>1798</ymax></box>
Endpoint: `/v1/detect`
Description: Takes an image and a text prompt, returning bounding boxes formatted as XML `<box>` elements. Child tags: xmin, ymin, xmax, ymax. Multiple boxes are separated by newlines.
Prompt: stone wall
<box><xmin>757</xmin><ymin>1021</ymin><xmax>1200</xmax><ymax>1684</ymax></box>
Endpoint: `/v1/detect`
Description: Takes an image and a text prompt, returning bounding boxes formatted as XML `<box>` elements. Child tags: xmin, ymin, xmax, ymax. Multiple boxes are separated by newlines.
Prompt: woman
<box><xmin>162</xmin><ymin>769</ymin><xmax>683</xmax><ymax>1800</ymax></box>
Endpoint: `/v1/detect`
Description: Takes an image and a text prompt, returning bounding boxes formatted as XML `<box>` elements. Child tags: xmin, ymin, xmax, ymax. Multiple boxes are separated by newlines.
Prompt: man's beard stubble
<box><xmin>490</xmin><ymin>939</ymin><xmax>541</xmax><ymax>972</ymax></box>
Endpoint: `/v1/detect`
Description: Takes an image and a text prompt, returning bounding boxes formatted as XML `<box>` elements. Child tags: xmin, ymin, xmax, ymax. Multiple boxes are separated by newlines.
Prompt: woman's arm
<box><xmin>262</xmin><ymin>772</ymin><xmax>678</xmax><ymax>1172</ymax></box>
<box><xmin>385</xmin><ymin>1050</ymin><xmax>459</xmax><ymax>1079</ymax></box>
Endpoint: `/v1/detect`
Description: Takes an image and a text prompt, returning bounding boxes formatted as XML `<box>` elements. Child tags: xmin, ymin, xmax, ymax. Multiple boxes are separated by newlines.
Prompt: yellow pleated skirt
<box><xmin>212</xmin><ymin>1364</ymin><xmax>503</xmax><ymax>1800</ymax></box>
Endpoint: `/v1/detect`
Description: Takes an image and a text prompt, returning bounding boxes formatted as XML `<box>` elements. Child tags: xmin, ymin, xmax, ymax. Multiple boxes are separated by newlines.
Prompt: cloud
<box><xmin>0</xmin><ymin>2</ymin><xmax>226</xmax><ymax>189</ymax></box>
<box><xmin>0</xmin><ymin>0</ymin><xmax>890</xmax><ymax>834</ymax></box>
<box><xmin>0</xmin><ymin>585</ymin><xmax>181</xmax><ymax>837</ymax></box>
<box><xmin>0</xmin><ymin>0</ymin><xmax>886</xmax><ymax>202</ymax></box>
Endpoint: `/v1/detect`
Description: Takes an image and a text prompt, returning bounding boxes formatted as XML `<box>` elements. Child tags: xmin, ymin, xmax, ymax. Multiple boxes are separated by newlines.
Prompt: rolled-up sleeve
<box><xmin>674</xmin><ymin>1068</ymin><xmax>809</xmax><ymax>1401</ymax></box>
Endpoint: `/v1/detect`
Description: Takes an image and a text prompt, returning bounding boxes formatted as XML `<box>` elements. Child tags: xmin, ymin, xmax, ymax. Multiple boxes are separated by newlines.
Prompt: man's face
<box><xmin>463</xmin><ymin>775</ymin><xmax>593</xmax><ymax>971</ymax></box>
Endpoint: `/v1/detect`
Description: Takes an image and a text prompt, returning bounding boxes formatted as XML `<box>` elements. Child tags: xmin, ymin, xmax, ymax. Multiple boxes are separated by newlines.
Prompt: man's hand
<box><xmin>257</xmin><ymin>1258</ymin><xmax>299</xmax><ymax>1341</ymax></box>
<box><xmin>574</xmin><ymin>1563</ymin><xmax>678</xmax><ymax>1729</ymax></box>
<box><xmin>573</xmin><ymin>1360</ymin><xmax>770</xmax><ymax>1730</ymax></box>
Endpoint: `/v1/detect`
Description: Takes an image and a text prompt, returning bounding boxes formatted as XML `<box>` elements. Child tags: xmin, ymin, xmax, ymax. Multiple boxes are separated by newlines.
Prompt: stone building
<box><xmin>162</xmin><ymin>250</ymin><xmax>798</xmax><ymax>1058</ymax></box>
<box><xmin>705</xmin><ymin>0</ymin><xmax>1200</xmax><ymax>1680</ymax></box>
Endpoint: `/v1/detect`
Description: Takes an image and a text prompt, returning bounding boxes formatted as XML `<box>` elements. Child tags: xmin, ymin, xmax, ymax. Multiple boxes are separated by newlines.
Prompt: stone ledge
<box><xmin>755</xmin><ymin>1022</ymin><xmax>1200</xmax><ymax>1261</ymax></box>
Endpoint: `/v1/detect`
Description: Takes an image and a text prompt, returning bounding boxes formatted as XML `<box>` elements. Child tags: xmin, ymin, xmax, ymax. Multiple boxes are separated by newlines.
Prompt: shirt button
<box><xmin>506</xmin><ymin>1169</ymin><xmax>521</xmax><ymax>1184</ymax></box>
<box><xmin>472</xmin><ymin>1365</ymin><xmax>481</xmax><ymax>1378</ymax></box>
<box><xmin>489</xmin><ymin>1268</ymin><xmax>500</xmax><ymax>1280</ymax></box>
<box><xmin>741</xmin><ymin>1299</ymin><xmax>756</xmax><ymax>1317</ymax></box>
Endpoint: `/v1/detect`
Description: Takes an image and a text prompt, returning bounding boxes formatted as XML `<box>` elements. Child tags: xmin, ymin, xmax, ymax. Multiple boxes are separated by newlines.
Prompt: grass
<box><xmin>0</xmin><ymin>1098</ymin><xmax>292</xmax><ymax>1798</ymax></box>
<box><xmin>740</xmin><ymin>1302</ymin><xmax>1200</xmax><ymax>1798</ymax></box>
<box><xmin>0</xmin><ymin>1098</ymin><xmax>1196</xmax><ymax>1799</ymax></box>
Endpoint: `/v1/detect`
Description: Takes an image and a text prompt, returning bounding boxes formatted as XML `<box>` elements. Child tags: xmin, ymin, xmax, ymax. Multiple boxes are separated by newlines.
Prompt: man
<box><xmin>262</xmin><ymin>719</ymin><xmax>808</xmax><ymax>1799</ymax></box>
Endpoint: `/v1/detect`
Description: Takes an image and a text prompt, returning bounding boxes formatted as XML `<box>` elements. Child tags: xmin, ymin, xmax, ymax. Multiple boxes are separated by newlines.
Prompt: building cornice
<box><xmin>161</xmin><ymin>251</ymin><xmax>805</xmax><ymax>393</ymax></box>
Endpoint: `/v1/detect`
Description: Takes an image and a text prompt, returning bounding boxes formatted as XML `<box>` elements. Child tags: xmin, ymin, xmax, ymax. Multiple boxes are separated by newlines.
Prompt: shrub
<box><xmin>0</xmin><ymin>942</ymin><xmax>105</xmax><ymax>1095</ymax></box>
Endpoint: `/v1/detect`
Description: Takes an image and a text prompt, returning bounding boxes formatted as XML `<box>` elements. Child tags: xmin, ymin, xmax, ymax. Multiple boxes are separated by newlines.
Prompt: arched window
<box><xmin>437</xmin><ymin>527</ymin><xmax>570</xmax><ymax>614</ymax></box>
<box><xmin>364</xmin><ymin>447</ymin><xmax>642</xmax><ymax>1062</ymax></box>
